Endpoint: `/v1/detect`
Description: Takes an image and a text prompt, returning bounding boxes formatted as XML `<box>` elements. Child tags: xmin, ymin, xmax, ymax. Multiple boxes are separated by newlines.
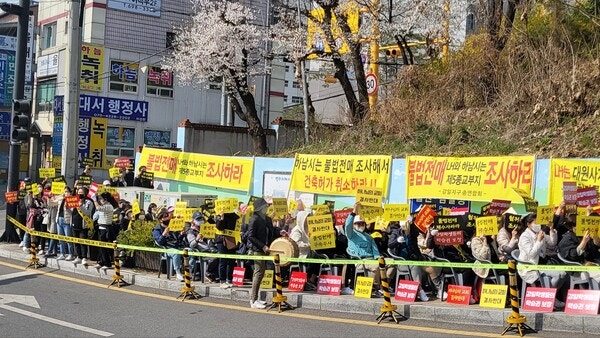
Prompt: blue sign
<box><xmin>410</xmin><ymin>198</ymin><xmax>471</xmax><ymax>213</ymax></box>
<box><xmin>54</xmin><ymin>94</ymin><xmax>149</xmax><ymax>122</ymax></box>
<box><xmin>0</xmin><ymin>111</ymin><xmax>10</xmax><ymax>141</ymax></box>
<box><xmin>52</xmin><ymin>115</ymin><xmax>62</xmax><ymax>156</ymax></box>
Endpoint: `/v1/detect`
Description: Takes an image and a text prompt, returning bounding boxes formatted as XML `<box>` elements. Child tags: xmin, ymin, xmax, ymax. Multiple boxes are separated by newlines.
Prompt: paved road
<box><xmin>0</xmin><ymin>257</ymin><xmax>590</xmax><ymax>338</ymax></box>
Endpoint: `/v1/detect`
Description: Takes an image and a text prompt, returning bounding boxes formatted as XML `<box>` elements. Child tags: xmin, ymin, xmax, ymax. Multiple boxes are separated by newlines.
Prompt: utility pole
<box><xmin>61</xmin><ymin>0</ymin><xmax>84</xmax><ymax>185</ymax></box>
<box><xmin>442</xmin><ymin>0</ymin><xmax>450</xmax><ymax>61</ymax></box>
<box><xmin>0</xmin><ymin>0</ymin><xmax>31</xmax><ymax>243</ymax></box>
<box><xmin>296</xmin><ymin>0</ymin><xmax>309</xmax><ymax>143</ymax></box>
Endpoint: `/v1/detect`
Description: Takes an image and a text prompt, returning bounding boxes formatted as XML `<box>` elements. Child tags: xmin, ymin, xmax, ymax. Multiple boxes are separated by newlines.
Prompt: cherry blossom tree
<box><xmin>164</xmin><ymin>0</ymin><xmax>271</xmax><ymax>155</ymax></box>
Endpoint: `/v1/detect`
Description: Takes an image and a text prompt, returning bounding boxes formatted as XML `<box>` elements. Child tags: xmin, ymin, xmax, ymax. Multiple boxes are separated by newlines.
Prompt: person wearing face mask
<box><xmin>145</xmin><ymin>203</ymin><xmax>158</xmax><ymax>221</ymax></box>
<box><xmin>184</xmin><ymin>212</ymin><xmax>218</xmax><ymax>282</ymax></box>
<box><xmin>518</xmin><ymin>212</ymin><xmax>568</xmax><ymax>308</ymax></box>
<box><xmin>71</xmin><ymin>187</ymin><xmax>94</xmax><ymax>265</ymax></box>
<box><xmin>247</xmin><ymin>197</ymin><xmax>276</xmax><ymax>309</ymax></box>
<box><xmin>93</xmin><ymin>192</ymin><xmax>119</xmax><ymax>269</ymax></box>
<box><xmin>345</xmin><ymin>202</ymin><xmax>396</xmax><ymax>297</ymax></box>
<box><xmin>152</xmin><ymin>210</ymin><xmax>185</xmax><ymax>281</ymax></box>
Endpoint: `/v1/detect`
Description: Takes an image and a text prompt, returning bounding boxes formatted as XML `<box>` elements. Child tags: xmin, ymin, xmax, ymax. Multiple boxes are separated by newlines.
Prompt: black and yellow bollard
<box><xmin>177</xmin><ymin>249</ymin><xmax>201</xmax><ymax>301</ymax></box>
<box><xmin>26</xmin><ymin>237</ymin><xmax>44</xmax><ymax>269</ymax></box>
<box><xmin>502</xmin><ymin>259</ymin><xmax>535</xmax><ymax>336</ymax></box>
<box><xmin>109</xmin><ymin>241</ymin><xmax>129</xmax><ymax>288</ymax></box>
<box><xmin>376</xmin><ymin>256</ymin><xmax>406</xmax><ymax>324</ymax></box>
<box><xmin>266</xmin><ymin>254</ymin><xmax>294</xmax><ymax>312</ymax></box>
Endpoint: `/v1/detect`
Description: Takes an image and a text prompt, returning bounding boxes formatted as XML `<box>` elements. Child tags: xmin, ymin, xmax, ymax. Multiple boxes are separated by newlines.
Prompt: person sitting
<box><xmin>557</xmin><ymin>215</ymin><xmax>600</xmax><ymax>285</ymax></box>
<box><xmin>518</xmin><ymin>212</ymin><xmax>568</xmax><ymax>309</ymax></box>
<box><xmin>289</xmin><ymin>210</ymin><xmax>320</xmax><ymax>290</ymax></box>
<box><xmin>152</xmin><ymin>210</ymin><xmax>185</xmax><ymax>281</ymax></box>
<box><xmin>497</xmin><ymin>214</ymin><xmax>519</xmax><ymax>263</ymax></box>
<box><xmin>345</xmin><ymin>202</ymin><xmax>396</xmax><ymax>297</ymax></box>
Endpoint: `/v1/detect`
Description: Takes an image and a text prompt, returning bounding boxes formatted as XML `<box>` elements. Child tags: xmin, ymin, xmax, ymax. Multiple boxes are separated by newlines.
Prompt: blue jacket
<box><xmin>345</xmin><ymin>213</ymin><xmax>380</xmax><ymax>258</ymax></box>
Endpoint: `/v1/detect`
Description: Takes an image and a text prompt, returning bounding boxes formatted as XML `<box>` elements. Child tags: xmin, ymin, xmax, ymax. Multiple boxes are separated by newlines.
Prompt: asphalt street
<box><xmin>0</xmin><ymin>257</ymin><xmax>593</xmax><ymax>338</ymax></box>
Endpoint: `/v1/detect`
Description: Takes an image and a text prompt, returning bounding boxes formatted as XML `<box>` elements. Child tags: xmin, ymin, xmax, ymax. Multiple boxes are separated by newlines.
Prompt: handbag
<box><xmin>223</xmin><ymin>235</ymin><xmax>238</xmax><ymax>250</ymax></box>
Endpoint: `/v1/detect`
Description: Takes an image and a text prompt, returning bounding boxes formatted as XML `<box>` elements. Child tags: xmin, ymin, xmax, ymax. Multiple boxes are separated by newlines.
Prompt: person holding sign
<box><xmin>133</xmin><ymin>166</ymin><xmax>154</xmax><ymax>189</ymax></box>
<box><xmin>93</xmin><ymin>192</ymin><xmax>119</xmax><ymax>270</ymax></box>
<box><xmin>215</xmin><ymin>212</ymin><xmax>240</xmax><ymax>289</ymax></box>
<box><xmin>518</xmin><ymin>213</ymin><xmax>568</xmax><ymax>308</ymax></box>
<box><xmin>247</xmin><ymin>198</ymin><xmax>276</xmax><ymax>309</ymax></box>
<box><xmin>557</xmin><ymin>216</ymin><xmax>600</xmax><ymax>284</ymax></box>
<box><xmin>497</xmin><ymin>213</ymin><xmax>520</xmax><ymax>262</ymax></box>
<box><xmin>71</xmin><ymin>186</ymin><xmax>95</xmax><ymax>265</ymax></box>
<box><xmin>48</xmin><ymin>186</ymin><xmax>75</xmax><ymax>261</ymax></box>
<box><xmin>345</xmin><ymin>202</ymin><xmax>396</xmax><ymax>297</ymax></box>
<box><xmin>152</xmin><ymin>210</ymin><xmax>185</xmax><ymax>281</ymax></box>
<box><xmin>289</xmin><ymin>210</ymin><xmax>321</xmax><ymax>290</ymax></box>
<box><xmin>74</xmin><ymin>165</ymin><xmax>94</xmax><ymax>188</ymax></box>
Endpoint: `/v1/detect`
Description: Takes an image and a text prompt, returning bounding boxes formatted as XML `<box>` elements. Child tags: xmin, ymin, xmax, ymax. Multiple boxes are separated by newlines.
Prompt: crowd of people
<box><xmin>11</xmin><ymin>169</ymin><xmax>600</xmax><ymax>310</ymax></box>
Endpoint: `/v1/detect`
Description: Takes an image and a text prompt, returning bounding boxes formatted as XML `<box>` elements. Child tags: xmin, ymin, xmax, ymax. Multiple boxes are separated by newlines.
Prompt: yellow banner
<box><xmin>476</xmin><ymin>216</ymin><xmax>498</xmax><ymax>237</ymax></box>
<box><xmin>307</xmin><ymin>2</ymin><xmax>359</xmax><ymax>59</ymax></box>
<box><xmin>356</xmin><ymin>187</ymin><xmax>383</xmax><ymax>207</ymax></box>
<box><xmin>311</xmin><ymin>204</ymin><xmax>330</xmax><ymax>216</ymax></box>
<box><xmin>290</xmin><ymin>154</ymin><xmax>391</xmax><ymax>197</ymax></box>
<box><xmin>51</xmin><ymin>181</ymin><xmax>65</xmax><ymax>195</ymax></box>
<box><xmin>89</xmin><ymin>117</ymin><xmax>108</xmax><ymax>169</ymax></box>
<box><xmin>576</xmin><ymin>216</ymin><xmax>600</xmax><ymax>237</ymax></box>
<box><xmin>407</xmin><ymin>156</ymin><xmax>535</xmax><ymax>202</ymax></box>
<box><xmin>288</xmin><ymin>199</ymin><xmax>298</xmax><ymax>213</ymax></box>
<box><xmin>109</xmin><ymin>168</ymin><xmax>121</xmax><ymax>178</ymax></box>
<box><xmin>139</xmin><ymin>147</ymin><xmax>253</xmax><ymax>191</ymax></box>
<box><xmin>382</xmin><ymin>204</ymin><xmax>409</xmax><ymax>222</ymax></box>
<box><xmin>307</xmin><ymin>214</ymin><xmax>334</xmax><ymax>234</ymax></box>
<box><xmin>81</xmin><ymin>44</ymin><xmax>104</xmax><ymax>91</ymax></box>
<box><xmin>479</xmin><ymin>284</ymin><xmax>508</xmax><ymax>309</ymax></box>
<box><xmin>549</xmin><ymin>159</ymin><xmax>600</xmax><ymax>205</ymax></box>
<box><xmin>260</xmin><ymin>270</ymin><xmax>274</xmax><ymax>289</ymax></box>
<box><xmin>354</xmin><ymin>276</ymin><xmax>374</xmax><ymax>298</ymax></box>
<box><xmin>309</xmin><ymin>231</ymin><xmax>336</xmax><ymax>250</ymax></box>
<box><xmin>39</xmin><ymin>167</ymin><xmax>55</xmax><ymax>178</ymax></box>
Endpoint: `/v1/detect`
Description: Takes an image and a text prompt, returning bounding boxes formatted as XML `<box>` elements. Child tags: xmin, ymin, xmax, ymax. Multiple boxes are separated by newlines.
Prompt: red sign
<box><xmin>434</xmin><ymin>230</ymin><xmax>464</xmax><ymax>246</ymax></box>
<box><xmin>414</xmin><ymin>205</ymin><xmax>437</xmax><ymax>233</ymax></box>
<box><xmin>563</xmin><ymin>182</ymin><xmax>578</xmax><ymax>204</ymax></box>
<box><xmin>114</xmin><ymin>157</ymin><xmax>132</xmax><ymax>169</ymax></box>
<box><xmin>577</xmin><ymin>187</ymin><xmax>599</xmax><ymax>207</ymax></box>
<box><xmin>565</xmin><ymin>289</ymin><xmax>600</xmax><ymax>315</ymax></box>
<box><xmin>333</xmin><ymin>209</ymin><xmax>352</xmax><ymax>227</ymax></box>
<box><xmin>449</xmin><ymin>207</ymin><xmax>470</xmax><ymax>216</ymax></box>
<box><xmin>316</xmin><ymin>275</ymin><xmax>342</xmax><ymax>296</ymax></box>
<box><xmin>288</xmin><ymin>271</ymin><xmax>307</xmax><ymax>292</ymax></box>
<box><xmin>489</xmin><ymin>200</ymin><xmax>511</xmax><ymax>216</ymax></box>
<box><xmin>522</xmin><ymin>287</ymin><xmax>556</xmax><ymax>312</ymax></box>
<box><xmin>65</xmin><ymin>195</ymin><xmax>81</xmax><ymax>209</ymax></box>
<box><xmin>395</xmin><ymin>280</ymin><xmax>420</xmax><ymax>303</ymax></box>
<box><xmin>447</xmin><ymin>285</ymin><xmax>472</xmax><ymax>305</ymax></box>
<box><xmin>4</xmin><ymin>191</ymin><xmax>18</xmax><ymax>204</ymax></box>
<box><xmin>232</xmin><ymin>267</ymin><xmax>245</xmax><ymax>286</ymax></box>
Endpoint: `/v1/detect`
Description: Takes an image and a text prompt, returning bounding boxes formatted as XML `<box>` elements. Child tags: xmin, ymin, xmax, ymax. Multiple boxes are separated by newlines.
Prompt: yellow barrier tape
<box><xmin>8</xmin><ymin>215</ymin><xmax>600</xmax><ymax>271</ymax></box>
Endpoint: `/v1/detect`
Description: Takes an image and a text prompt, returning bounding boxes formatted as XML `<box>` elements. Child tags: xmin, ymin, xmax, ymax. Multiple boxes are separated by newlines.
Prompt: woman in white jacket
<box><xmin>518</xmin><ymin>213</ymin><xmax>568</xmax><ymax>307</ymax></box>
<box><xmin>289</xmin><ymin>210</ymin><xmax>319</xmax><ymax>289</ymax></box>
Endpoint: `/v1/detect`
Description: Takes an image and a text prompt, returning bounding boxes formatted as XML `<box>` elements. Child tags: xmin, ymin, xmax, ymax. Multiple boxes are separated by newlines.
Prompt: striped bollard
<box><xmin>501</xmin><ymin>260</ymin><xmax>535</xmax><ymax>336</ymax></box>
<box><xmin>26</xmin><ymin>237</ymin><xmax>44</xmax><ymax>269</ymax></box>
<box><xmin>376</xmin><ymin>256</ymin><xmax>405</xmax><ymax>323</ymax></box>
<box><xmin>266</xmin><ymin>254</ymin><xmax>294</xmax><ymax>312</ymax></box>
<box><xmin>109</xmin><ymin>241</ymin><xmax>128</xmax><ymax>288</ymax></box>
<box><xmin>177</xmin><ymin>249</ymin><xmax>201</xmax><ymax>300</ymax></box>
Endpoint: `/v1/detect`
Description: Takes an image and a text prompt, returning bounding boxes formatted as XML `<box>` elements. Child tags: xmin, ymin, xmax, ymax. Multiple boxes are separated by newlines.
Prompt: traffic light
<box><xmin>12</xmin><ymin>99</ymin><xmax>31</xmax><ymax>142</ymax></box>
<box><xmin>385</xmin><ymin>48</ymin><xmax>402</xmax><ymax>57</ymax></box>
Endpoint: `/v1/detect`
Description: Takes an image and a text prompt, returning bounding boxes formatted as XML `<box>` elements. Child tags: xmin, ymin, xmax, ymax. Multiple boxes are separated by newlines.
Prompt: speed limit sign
<box><xmin>366</xmin><ymin>73</ymin><xmax>378</xmax><ymax>96</ymax></box>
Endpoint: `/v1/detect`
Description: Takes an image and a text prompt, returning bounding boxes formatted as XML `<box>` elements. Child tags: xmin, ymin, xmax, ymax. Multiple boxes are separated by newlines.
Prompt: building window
<box><xmin>283</xmin><ymin>95</ymin><xmax>288</xmax><ymax>102</ymax></box>
<box><xmin>143</xmin><ymin>129</ymin><xmax>171</xmax><ymax>148</ymax></box>
<box><xmin>292</xmin><ymin>81</ymin><xmax>300</xmax><ymax>88</ymax></box>
<box><xmin>166</xmin><ymin>32</ymin><xmax>177</xmax><ymax>49</ymax></box>
<box><xmin>466</xmin><ymin>13</ymin><xmax>475</xmax><ymax>35</ymax></box>
<box><xmin>110</xmin><ymin>60</ymin><xmax>139</xmax><ymax>93</ymax></box>
<box><xmin>285</xmin><ymin>66</ymin><xmax>290</xmax><ymax>72</ymax></box>
<box><xmin>42</xmin><ymin>22</ymin><xmax>57</xmax><ymax>49</ymax></box>
<box><xmin>291</xmin><ymin>96</ymin><xmax>303</xmax><ymax>104</ymax></box>
<box><xmin>107</xmin><ymin>126</ymin><xmax>135</xmax><ymax>157</ymax></box>
<box><xmin>36</xmin><ymin>79</ymin><xmax>56</xmax><ymax>112</ymax></box>
<box><xmin>284</xmin><ymin>80</ymin><xmax>289</xmax><ymax>87</ymax></box>
<box><xmin>146</xmin><ymin>65</ymin><xmax>174</xmax><ymax>98</ymax></box>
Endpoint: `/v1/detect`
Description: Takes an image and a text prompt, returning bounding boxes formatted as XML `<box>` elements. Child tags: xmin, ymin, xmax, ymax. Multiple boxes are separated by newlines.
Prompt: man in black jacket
<box><xmin>247</xmin><ymin>197</ymin><xmax>274</xmax><ymax>309</ymax></box>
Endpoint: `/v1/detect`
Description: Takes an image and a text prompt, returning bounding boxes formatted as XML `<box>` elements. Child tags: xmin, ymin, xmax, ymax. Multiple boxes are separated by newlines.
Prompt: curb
<box><xmin>0</xmin><ymin>245</ymin><xmax>599</xmax><ymax>334</ymax></box>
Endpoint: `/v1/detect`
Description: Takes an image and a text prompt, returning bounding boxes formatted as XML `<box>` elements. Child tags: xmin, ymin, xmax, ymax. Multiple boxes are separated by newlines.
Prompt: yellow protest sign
<box><xmin>536</xmin><ymin>206</ymin><xmax>554</xmax><ymax>225</ymax></box>
<box><xmin>288</xmin><ymin>199</ymin><xmax>298</xmax><ymax>213</ymax></box>
<box><xmin>407</xmin><ymin>155</ymin><xmax>535</xmax><ymax>203</ymax></box>
<box><xmin>354</xmin><ymin>276</ymin><xmax>374</xmax><ymax>299</ymax></box>
<box><xmin>307</xmin><ymin>214</ymin><xmax>334</xmax><ymax>234</ymax></box>
<box><xmin>576</xmin><ymin>216</ymin><xmax>600</xmax><ymax>237</ymax></box>
<box><xmin>577</xmin><ymin>207</ymin><xmax>588</xmax><ymax>216</ymax></box>
<box><xmin>168</xmin><ymin>218</ymin><xmax>185</xmax><ymax>232</ymax></box>
<box><xmin>271</xmin><ymin>198</ymin><xmax>288</xmax><ymax>218</ymax></box>
<box><xmin>476</xmin><ymin>216</ymin><xmax>498</xmax><ymax>237</ymax></box>
<box><xmin>200</xmin><ymin>223</ymin><xmax>216</xmax><ymax>239</ymax></box>
<box><xmin>215</xmin><ymin>198</ymin><xmax>237</xmax><ymax>213</ymax></box>
<box><xmin>309</xmin><ymin>231</ymin><xmax>336</xmax><ymax>250</ymax></box>
<box><xmin>30</xmin><ymin>183</ymin><xmax>39</xmax><ymax>194</ymax></box>
<box><xmin>356</xmin><ymin>187</ymin><xmax>383</xmax><ymax>207</ymax></box>
<box><xmin>360</xmin><ymin>206</ymin><xmax>383</xmax><ymax>223</ymax></box>
<box><xmin>51</xmin><ymin>181</ymin><xmax>66</xmax><ymax>195</ymax></box>
<box><xmin>109</xmin><ymin>168</ymin><xmax>121</xmax><ymax>179</ymax></box>
<box><xmin>39</xmin><ymin>167</ymin><xmax>55</xmax><ymax>178</ymax></box>
<box><xmin>549</xmin><ymin>158</ymin><xmax>600</xmax><ymax>205</ymax></box>
<box><xmin>479</xmin><ymin>284</ymin><xmax>508</xmax><ymax>309</ymax></box>
<box><xmin>383</xmin><ymin>204</ymin><xmax>409</xmax><ymax>222</ymax></box>
<box><xmin>139</xmin><ymin>147</ymin><xmax>254</xmax><ymax>192</ymax></box>
<box><xmin>311</xmin><ymin>204</ymin><xmax>330</xmax><ymax>216</ymax></box>
<box><xmin>182</xmin><ymin>208</ymin><xmax>197</xmax><ymax>221</ymax></box>
<box><xmin>260</xmin><ymin>270</ymin><xmax>274</xmax><ymax>289</ymax></box>
<box><xmin>132</xmin><ymin>199</ymin><xmax>140</xmax><ymax>215</ymax></box>
<box><xmin>290</xmin><ymin>154</ymin><xmax>391</xmax><ymax>197</ymax></box>
<box><xmin>175</xmin><ymin>201</ymin><xmax>187</xmax><ymax>209</ymax></box>
<box><xmin>375</xmin><ymin>216</ymin><xmax>389</xmax><ymax>231</ymax></box>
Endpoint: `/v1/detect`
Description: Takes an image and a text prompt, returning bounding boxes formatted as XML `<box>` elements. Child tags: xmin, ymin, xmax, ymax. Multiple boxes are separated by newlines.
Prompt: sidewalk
<box><xmin>0</xmin><ymin>242</ymin><xmax>598</xmax><ymax>335</ymax></box>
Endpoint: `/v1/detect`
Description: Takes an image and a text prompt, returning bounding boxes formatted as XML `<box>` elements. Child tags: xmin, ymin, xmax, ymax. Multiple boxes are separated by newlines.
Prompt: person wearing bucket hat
<box><xmin>247</xmin><ymin>197</ymin><xmax>276</xmax><ymax>309</ymax></box>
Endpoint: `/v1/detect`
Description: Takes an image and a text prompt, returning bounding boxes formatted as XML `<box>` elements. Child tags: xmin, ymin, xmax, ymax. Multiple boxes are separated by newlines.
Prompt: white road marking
<box><xmin>0</xmin><ymin>270</ymin><xmax>36</xmax><ymax>282</ymax></box>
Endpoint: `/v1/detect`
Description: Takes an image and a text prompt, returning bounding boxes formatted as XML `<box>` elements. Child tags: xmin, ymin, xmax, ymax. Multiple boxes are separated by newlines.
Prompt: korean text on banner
<box><xmin>290</xmin><ymin>154</ymin><xmax>391</xmax><ymax>197</ymax></box>
<box><xmin>39</xmin><ymin>167</ymin><xmax>55</xmax><ymax>178</ymax></box>
<box><xmin>550</xmin><ymin>158</ymin><xmax>600</xmax><ymax>205</ymax></box>
<box><xmin>80</xmin><ymin>44</ymin><xmax>104</xmax><ymax>92</ymax></box>
<box><xmin>89</xmin><ymin>117</ymin><xmax>108</xmax><ymax>169</ymax></box>
<box><xmin>138</xmin><ymin>147</ymin><xmax>253</xmax><ymax>191</ymax></box>
<box><xmin>407</xmin><ymin>156</ymin><xmax>535</xmax><ymax>202</ymax></box>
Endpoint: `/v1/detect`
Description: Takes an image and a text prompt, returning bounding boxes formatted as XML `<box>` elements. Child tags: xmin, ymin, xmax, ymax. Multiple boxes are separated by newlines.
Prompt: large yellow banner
<box><xmin>89</xmin><ymin>117</ymin><xmax>108</xmax><ymax>169</ymax></box>
<box><xmin>81</xmin><ymin>44</ymin><xmax>104</xmax><ymax>92</ymax></box>
<box><xmin>290</xmin><ymin>154</ymin><xmax>391</xmax><ymax>197</ymax></box>
<box><xmin>407</xmin><ymin>156</ymin><xmax>535</xmax><ymax>202</ymax></box>
<box><xmin>138</xmin><ymin>147</ymin><xmax>253</xmax><ymax>192</ymax></box>
<box><xmin>307</xmin><ymin>2</ymin><xmax>359</xmax><ymax>58</ymax></box>
<box><xmin>549</xmin><ymin>158</ymin><xmax>600</xmax><ymax>205</ymax></box>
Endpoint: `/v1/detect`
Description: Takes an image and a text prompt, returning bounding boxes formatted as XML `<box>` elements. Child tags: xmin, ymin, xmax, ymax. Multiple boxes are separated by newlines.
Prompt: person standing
<box><xmin>72</xmin><ymin>186</ymin><xmax>95</xmax><ymax>265</ymax></box>
<box><xmin>247</xmin><ymin>198</ymin><xmax>274</xmax><ymax>309</ymax></box>
<box><xmin>133</xmin><ymin>166</ymin><xmax>154</xmax><ymax>188</ymax></box>
<box><xmin>93</xmin><ymin>192</ymin><xmax>118</xmax><ymax>269</ymax></box>
<box><xmin>215</xmin><ymin>212</ymin><xmax>240</xmax><ymax>288</ymax></box>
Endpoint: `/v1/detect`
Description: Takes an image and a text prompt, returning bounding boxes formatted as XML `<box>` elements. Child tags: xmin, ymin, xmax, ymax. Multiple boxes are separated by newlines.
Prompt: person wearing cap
<box><xmin>184</xmin><ymin>212</ymin><xmax>218</xmax><ymax>282</ymax></box>
<box><xmin>215</xmin><ymin>211</ymin><xmax>241</xmax><ymax>289</ymax></box>
<box><xmin>152</xmin><ymin>210</ymin><xmax>185</xmax><ymax>281</ymax></box>
<box><xmin>247</xmin><ymin>197</ymin><xmax>276</xmax><ymax>309</ymax></box>
<box><xmin>345</xmin><ymin>202</ymin><xmax>396</xmax><ymax>297</ymax></box>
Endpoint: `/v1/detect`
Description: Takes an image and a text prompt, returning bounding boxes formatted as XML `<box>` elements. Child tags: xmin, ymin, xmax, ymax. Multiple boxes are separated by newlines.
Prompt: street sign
<box><xmin>366</xmin><ymin>73</ymin><xmax>378</xmax><ymax>96</ymax></box>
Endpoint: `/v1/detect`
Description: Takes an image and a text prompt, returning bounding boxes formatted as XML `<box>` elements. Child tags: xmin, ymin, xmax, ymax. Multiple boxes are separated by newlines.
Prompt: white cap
<box><xmin>353</xmin><ymin>215</ymin><xmax>366</xmax><ymax>224</ymax></box>
<box><xmin>102</xmin><ymin>180</ymin><xmax>111</xmax><ymax>186</ymax></box>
